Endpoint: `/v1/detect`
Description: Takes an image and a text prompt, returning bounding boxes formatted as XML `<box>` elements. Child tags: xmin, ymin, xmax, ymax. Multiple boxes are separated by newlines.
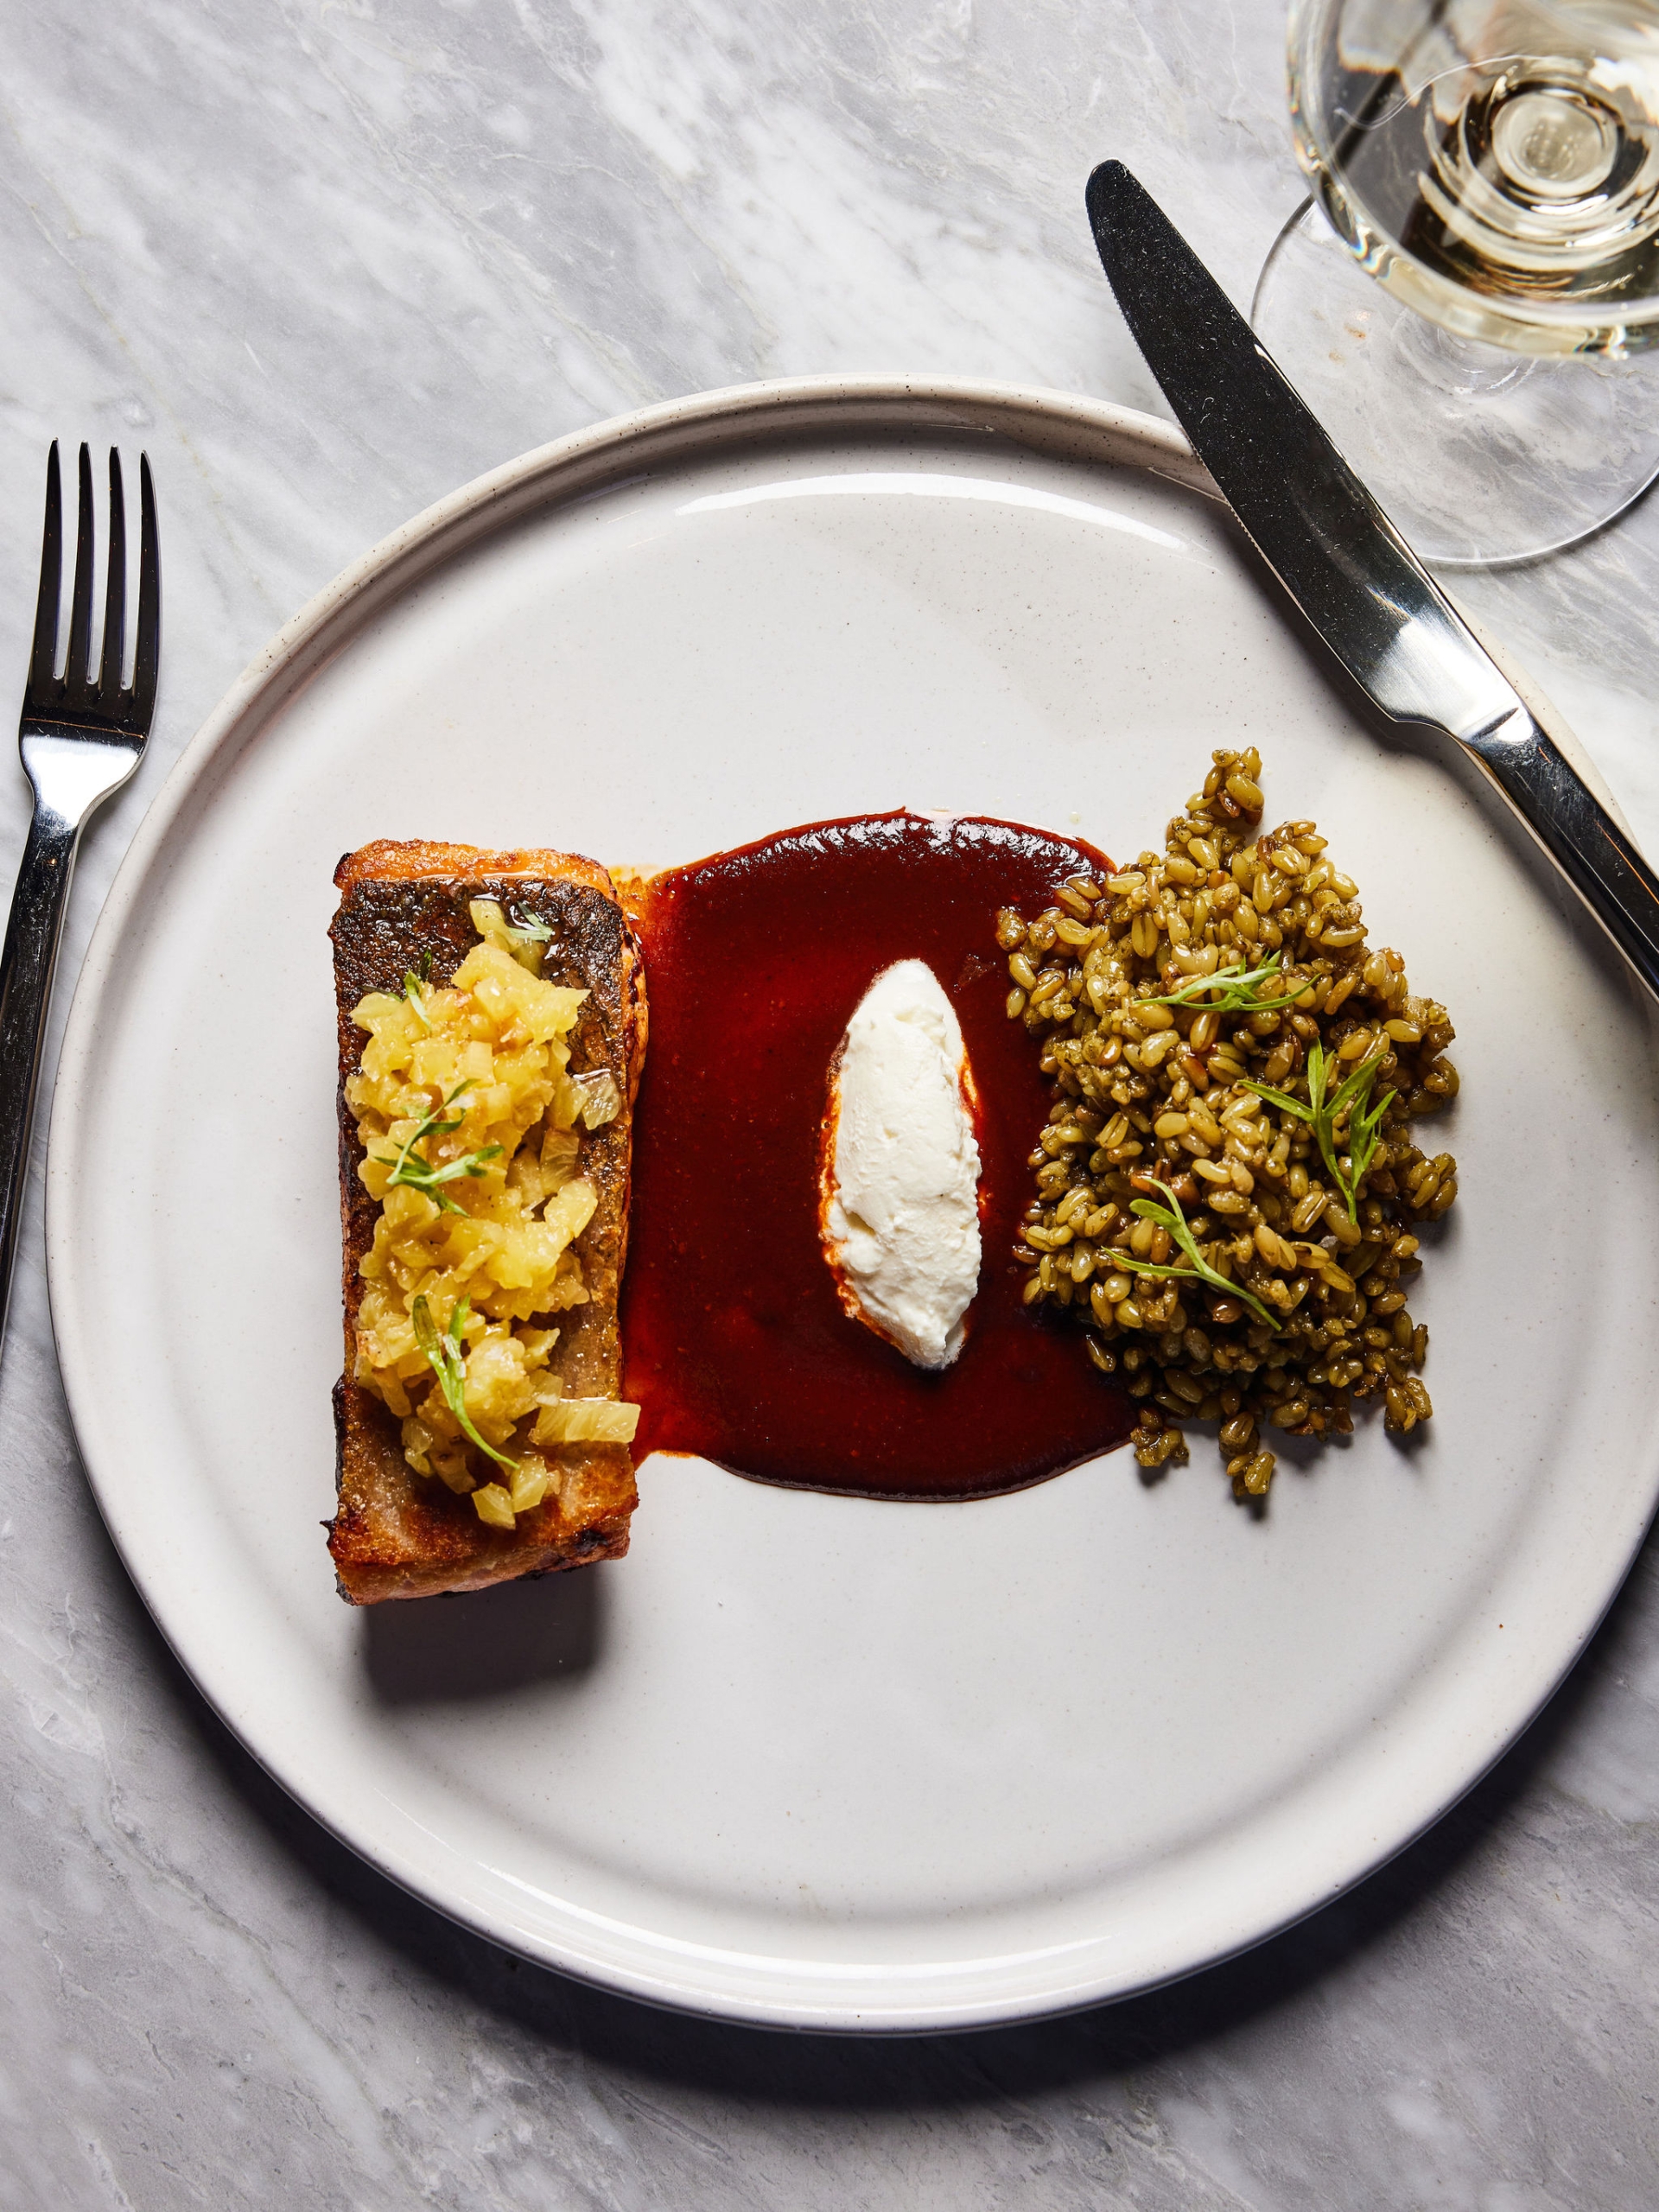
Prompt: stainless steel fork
<box><xmin>0</xmin><ymin>442</ymin><xmax>159</xmax><ymax>1356</ymax></box>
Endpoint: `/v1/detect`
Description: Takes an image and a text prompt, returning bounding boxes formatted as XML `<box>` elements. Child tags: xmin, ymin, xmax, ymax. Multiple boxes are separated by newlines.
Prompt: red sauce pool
<box><xmin>620</xmin><ymin>811</ymin><xmax>1136</xmax><ymax>1499</ymax></box>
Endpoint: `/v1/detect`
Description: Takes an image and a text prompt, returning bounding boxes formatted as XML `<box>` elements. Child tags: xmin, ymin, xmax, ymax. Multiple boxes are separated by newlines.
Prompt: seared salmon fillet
<box><xmin>328</xmin><ymin>840</ymin><xmax>645</xmax><ymax>1605</ymax></box>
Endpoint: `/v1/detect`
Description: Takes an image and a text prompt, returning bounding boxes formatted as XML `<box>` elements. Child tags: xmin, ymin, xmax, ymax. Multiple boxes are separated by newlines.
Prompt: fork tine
<box><xmin>98</xmin><ymin>451</ymin><xmax>126</xmax><ymax>698</ymax></box>
<box><xmin>28</xmin><ymin>442</ymin><xmax>62</xmax><ymax>699</ymax></box>
<box><xmin>65</xmin><ymin>443</ymin><xmax>95</xmax><ymax>691</ymax></box>
<box><xmin>130</xmin><ymin>454</ymin><xmax>160</xmax><ymax>733</ymax></box>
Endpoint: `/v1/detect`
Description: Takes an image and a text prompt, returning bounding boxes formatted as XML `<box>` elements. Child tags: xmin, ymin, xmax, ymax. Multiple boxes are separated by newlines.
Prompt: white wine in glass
<box><xmin>1255</xmin><ymin>0</ymin><xmax>1659</xmax><ymax>563</ymax></box>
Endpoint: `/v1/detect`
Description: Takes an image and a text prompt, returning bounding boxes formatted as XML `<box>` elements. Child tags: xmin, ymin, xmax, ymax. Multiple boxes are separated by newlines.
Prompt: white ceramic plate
<box><xmin>47</xmin><ymin>378</ymin><xmax>1659</xmax><ymax>2031</ymax></box>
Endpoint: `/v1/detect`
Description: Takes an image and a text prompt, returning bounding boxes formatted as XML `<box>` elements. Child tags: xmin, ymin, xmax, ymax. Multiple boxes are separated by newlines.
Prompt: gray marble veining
<box><xmin>1</xmin><ymin>2</ymin><xmax>1656</xmax><ymax>2204</ymax></box>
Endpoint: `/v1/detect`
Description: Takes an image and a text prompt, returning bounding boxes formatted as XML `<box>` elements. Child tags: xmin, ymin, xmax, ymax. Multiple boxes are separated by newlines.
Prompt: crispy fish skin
<box><xmin>328</xmin><ymin>840</ymin><xmax>646</xmax><ymax>1605</ymax></box>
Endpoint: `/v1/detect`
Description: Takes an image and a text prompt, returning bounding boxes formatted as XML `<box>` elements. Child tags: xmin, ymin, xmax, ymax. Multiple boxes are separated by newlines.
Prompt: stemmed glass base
<box><xmin>1250</xmin><ymin>200</ymin><xmax>1659</xmax><ymax>569</ymax></box>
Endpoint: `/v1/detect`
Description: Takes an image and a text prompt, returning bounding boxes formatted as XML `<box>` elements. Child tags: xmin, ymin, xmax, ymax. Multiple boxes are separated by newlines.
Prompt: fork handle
<box><xmin>0</xmin><ymin>798</ymin><xmax>83</xmax><ymax>1356</ymax></box>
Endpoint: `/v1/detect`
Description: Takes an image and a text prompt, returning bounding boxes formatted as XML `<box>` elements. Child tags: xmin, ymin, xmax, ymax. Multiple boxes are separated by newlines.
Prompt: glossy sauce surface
<box><xmin>621</xmin><ymin>811</ymin><xmax>1135</xmax><ymax>1499</ymax></box>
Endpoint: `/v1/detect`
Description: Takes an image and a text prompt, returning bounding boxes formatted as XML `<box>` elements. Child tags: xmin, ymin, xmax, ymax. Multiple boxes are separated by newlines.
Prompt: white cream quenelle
<box><xmin>819</xmin><ymin>959</ymin><xmax>983</xmax><ymax>1370</ymax></box>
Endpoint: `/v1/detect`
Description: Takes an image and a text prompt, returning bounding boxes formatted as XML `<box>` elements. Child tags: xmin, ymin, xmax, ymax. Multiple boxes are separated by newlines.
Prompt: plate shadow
<box><xmin>361</xmin><ymin>1562</ymin><xmax>606</xmax><ymax>1705</ymax></box>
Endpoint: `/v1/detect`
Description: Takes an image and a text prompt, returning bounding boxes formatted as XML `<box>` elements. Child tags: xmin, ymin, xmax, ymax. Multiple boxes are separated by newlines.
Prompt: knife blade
<box><xmin>1084</xmin><ymin>157</ymin><xmax>1659</xmax><ymax>1003</ymax></box>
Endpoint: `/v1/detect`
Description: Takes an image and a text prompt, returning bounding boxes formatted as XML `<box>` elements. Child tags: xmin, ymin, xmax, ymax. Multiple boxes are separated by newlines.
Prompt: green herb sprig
<box><xmin>374</xmin><ymin>1079</ymin><xmax>503</xmax><ymax>1215</ymax></box>
<box><xmin>507</xmin><ymin>906</ymin><xmax>554</xmax><ymax>944</ymax></box>
<box><xmin>1244</xmin><ymin>1044</ymin><xmax>1395</xmax><ymax>1223</ymax></box>
<box><xmin>1143</xmin><ymin>950</ymin><xmax>1308</xmax><ymax>1016</ymax></box>
<box><xmin>411</xmin><ymin>1294</ymin><xmax>518</xmax><ymax>1471</ymax></box>
<box><xmin>1114</xmin><ymin>1180</ymin><xmax>1282</xmax><ymax>1332</ymax></box>
<box><xmin>403</xmin><ymin>949</ymin><xmax>436</xmax><ymax>1029</ymax></box>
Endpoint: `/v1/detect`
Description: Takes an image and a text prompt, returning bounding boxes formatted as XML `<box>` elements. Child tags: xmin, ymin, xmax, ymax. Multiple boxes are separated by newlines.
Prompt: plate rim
<box><xmin>42</xmin><ymin>372</ymin><xmax>1659</xmax><ymax>2032</ymax></box>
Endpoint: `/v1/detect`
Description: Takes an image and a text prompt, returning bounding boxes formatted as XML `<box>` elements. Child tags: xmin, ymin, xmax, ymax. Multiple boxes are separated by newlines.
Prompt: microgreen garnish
<box><xmin>1243</xmin><ymin>1044</ymin><xmax>1395</xmax><ymax>1224</ymax></box>
<box><xmin>1143</xmin><ymin>951</ymin><xmax>1308</xmax><ymax>1016</ymax></box>
<box><xmin>374</xmin><ymin>1079</ymin><xmax>503</xmax><ymax>1215</ymax></box>
<box><xmin>411</xmin><ymin>1294</ymin><xmax>518</xmax><ymax>1471</ymax></box>
<box><xmin>507</xmin><ymin>906</ymin><xmax>554</xmax><ymax>944</ymax></box>
<box><xmin>1344</xmin><ymin>1068</ymin><xmax>1394</xmax><ymax>1207</ymax></box>
<box><xmin>1116</xmin><ymin>1179</ymin><xmax>1281</xmax><ymax>1331</ymax></box>
<box><xmin>402</xmin><ymin>951</ymin><xmax>436</xmax><ymax>1027</ymax></box>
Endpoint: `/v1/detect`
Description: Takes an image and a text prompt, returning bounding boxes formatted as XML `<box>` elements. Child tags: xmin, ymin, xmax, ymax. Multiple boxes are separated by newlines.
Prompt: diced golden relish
<box><xmin>347</xmin><ymin>899</ymin><xmax>639</xmax><ymax>1525</ymax></box>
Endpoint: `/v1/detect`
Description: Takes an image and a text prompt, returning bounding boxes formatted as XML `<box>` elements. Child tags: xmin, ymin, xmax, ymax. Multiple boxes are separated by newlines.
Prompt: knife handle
<box><xmin>1469</xmin><ymin>709</ymin><xmax>1659</xmax><ymax>1001</ymax></box>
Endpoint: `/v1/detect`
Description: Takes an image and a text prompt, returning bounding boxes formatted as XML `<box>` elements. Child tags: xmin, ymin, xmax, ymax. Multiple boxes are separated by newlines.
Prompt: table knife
<box><xmin>1084</xmin><ymin>158</ymin><xmax>1659</xmax><ymax>1003</ymax></box>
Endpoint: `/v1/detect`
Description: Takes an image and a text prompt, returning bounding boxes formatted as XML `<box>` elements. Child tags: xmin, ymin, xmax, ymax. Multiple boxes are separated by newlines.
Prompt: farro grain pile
<box><xmin>1000</xmin><ymin>748</ymin><xmax>1459</xmax><ymax>1497</ymax></box>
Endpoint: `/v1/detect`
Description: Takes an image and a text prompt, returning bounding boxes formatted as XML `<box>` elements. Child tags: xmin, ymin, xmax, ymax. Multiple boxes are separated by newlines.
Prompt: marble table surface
<box><xmin>2</xmin><ymin>2</ymin><xmax>1657</xmax><ymax>2203</ymax></box>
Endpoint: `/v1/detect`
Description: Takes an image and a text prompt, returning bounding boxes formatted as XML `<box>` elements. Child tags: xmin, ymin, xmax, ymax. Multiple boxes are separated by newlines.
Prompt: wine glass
<box><xmin>1252</xmin><ymin>0</ymin><xmax>1659</xmax><ymax>566</ymax></box>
